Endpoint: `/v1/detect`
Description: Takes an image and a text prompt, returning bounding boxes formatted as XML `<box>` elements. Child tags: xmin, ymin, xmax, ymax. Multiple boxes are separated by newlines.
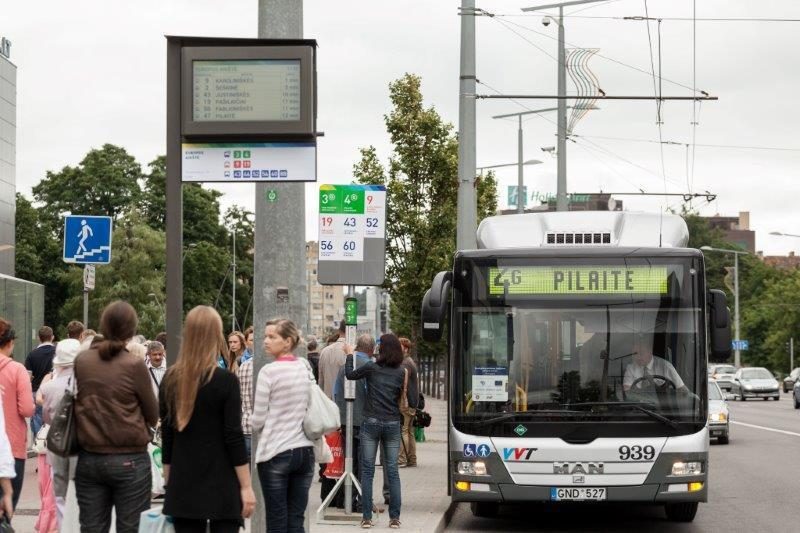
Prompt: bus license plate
<box><xmin>550</xmin><ymin>487</ymin><xmax>606</xmax><ymax>501</ymax></box>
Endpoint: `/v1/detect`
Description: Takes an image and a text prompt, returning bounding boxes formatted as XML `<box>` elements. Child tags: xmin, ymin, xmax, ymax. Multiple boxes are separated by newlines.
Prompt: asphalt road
<box><xmin>446</xmin><ymin>390</ymin><xmax>800</xmax><ymax>532</ymax></box>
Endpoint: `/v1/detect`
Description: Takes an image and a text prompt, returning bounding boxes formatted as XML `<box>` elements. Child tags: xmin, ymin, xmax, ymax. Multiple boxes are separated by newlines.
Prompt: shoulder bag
<box><xmin>46</xmin><ymin>376</ymin><xmax>80</xmax><ymax>457</ymax></box>
<box><xmin>301</xmin><ymin>359</ymin><xmax>340</xmax><ymax>440</ymax></box>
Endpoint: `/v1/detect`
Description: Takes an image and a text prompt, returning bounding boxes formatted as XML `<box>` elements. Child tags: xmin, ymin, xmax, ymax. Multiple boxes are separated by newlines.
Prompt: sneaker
<box><xmin>360</xmin><ymin>519</ymin><xmax>374</xmax><ymax>529</ymax></box>
<box><xmin>389</xmin><ymin>518</ymin><xmax>401</xmax><ymax>529</ymax></box>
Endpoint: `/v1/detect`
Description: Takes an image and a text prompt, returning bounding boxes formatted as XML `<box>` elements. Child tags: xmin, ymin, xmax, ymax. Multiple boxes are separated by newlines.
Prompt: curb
<box><xmin>433</xmin><ymin>501</ymin><xmax>458</xmax><ymax>533</ymax></box>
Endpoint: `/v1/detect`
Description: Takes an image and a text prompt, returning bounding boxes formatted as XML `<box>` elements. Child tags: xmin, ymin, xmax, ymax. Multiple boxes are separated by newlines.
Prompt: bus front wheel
<box><xmin>470</xmin><ymin>502</ymin><xmax>499</xmax><ymax>518</ymax></box>
<box><xmin>665</xmin><ymin>502</ymin><xmax>698</xmax><ymax>522</ymax></box>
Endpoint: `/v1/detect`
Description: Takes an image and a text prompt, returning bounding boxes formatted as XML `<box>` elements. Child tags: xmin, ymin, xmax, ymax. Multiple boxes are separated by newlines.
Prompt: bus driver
<box><xmin>623</xmin><ymin>338</ymin><xmax>687</xmax><ymax>393</ymax></box>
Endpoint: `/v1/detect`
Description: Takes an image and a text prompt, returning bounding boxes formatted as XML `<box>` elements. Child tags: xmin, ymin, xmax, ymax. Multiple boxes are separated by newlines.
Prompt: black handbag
<box><xmin>46</xmin><ymin>376</ymin><xmax>80</xmax><ymax>457</ymax></box>
<box><xmin>413</xmin><ymin>410</ymin><xmax>432</xmax><ymax>428</ymax></box>
<box><xmin>0</xmin><ymin>515</ymin><xmax>15</xmax><ymax>532</ymax></box>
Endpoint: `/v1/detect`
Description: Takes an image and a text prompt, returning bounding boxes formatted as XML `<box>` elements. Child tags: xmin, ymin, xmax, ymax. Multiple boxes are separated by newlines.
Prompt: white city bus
<box><xmin>421</xmin><ymin>211</ymin><xmax>732</xmax><ymax>522</ymax></box>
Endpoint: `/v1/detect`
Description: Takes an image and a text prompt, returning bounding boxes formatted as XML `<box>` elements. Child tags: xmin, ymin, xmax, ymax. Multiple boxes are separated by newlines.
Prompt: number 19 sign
<box><xmin>317</xmin><ymin>184</ymin><xmax>386</xmax><ymax>286</ymax></box>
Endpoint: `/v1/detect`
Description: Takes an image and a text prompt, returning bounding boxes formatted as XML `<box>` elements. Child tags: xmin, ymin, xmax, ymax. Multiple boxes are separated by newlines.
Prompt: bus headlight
<box><xmin>457</xmin><ymin>461</ymin><xmax>488</xmax><ymax>476</ymax></box>
<box><xmin>672</xmin><ymin>461</ymin><xmax>703</xmax><ymax>476</ymax></box>
<box><xmin>709</xmin><ymin>412</ymin><xmax>727</xmax><ymax>422</ymax></box>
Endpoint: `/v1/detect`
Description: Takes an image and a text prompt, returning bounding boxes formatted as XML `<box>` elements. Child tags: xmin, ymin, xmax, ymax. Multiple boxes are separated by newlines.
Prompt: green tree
<box><xmin>15</xmin><ymin>193</ymin><xmax>69</xmax><ymax>329</ymax></box>
<box><xmin>353</xmin><ymin>73</ymin><xmax>497</xmax><ymax>360</ymax></box>
<box><xmin>32</xmin><ymin>144</ymin><xmax>143</xmax><ymax>223</ymax></box>
<box><xmin>141</xmin><ymin>155</ymin><xmax>166</xmax><ymax>231</ymax></box>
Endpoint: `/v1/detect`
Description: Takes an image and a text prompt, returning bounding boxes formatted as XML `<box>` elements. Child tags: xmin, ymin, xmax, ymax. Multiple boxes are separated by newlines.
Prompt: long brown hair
<box><xmin>164</xmin><ymin>306</ymin><xmax>227</xmax><ymax>431</ymax></box>
<box><xmin>227</xmin><ymin>330</ymin><xmax>246</xmax><ymax>371</ymax></box>
<box><xmin>97</xmin><ymin>301</ymin><xmax>138</xmax><ymax>361</ymax></box>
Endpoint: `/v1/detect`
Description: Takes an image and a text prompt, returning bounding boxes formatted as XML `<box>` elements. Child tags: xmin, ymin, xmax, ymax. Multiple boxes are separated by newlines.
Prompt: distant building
<box><xmin>704</xmin><ymin>211</ymin><xmax>755</xmax><ymax>253</ymax></box>
<box><xmin>356</xmin><ymin>287</ymin><xmax>390</xmax><ymax>338</ymax></box>
<box><xmin>760</xmin><ymin>251</ymin><xmax>800</xmax><ymax>271</ymax></box>
<box><xmin>1</xmin><ymin>39</ymin><xmax>15</xmax><ymax>276</ymax></box>
<box><xmin>305</xmin><ymin>241</ymin><xmax>344</xmax><ymax>337</ymax></box>
<box><xmin>0</xmin><ymin>38</ymin><xmax>45</xmax><ymax>360</ymax></box>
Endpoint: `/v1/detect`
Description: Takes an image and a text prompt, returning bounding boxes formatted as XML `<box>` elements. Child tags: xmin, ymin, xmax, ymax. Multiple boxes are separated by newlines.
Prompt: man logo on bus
<box><xmin>553</xmin><ymin>462</ymin><xmax>605</xmax><ymax>475</ymax></box>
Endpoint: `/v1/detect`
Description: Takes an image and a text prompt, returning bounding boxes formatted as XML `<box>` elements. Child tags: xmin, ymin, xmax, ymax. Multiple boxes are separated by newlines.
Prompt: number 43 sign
<box><xmin>318</xmin><ymin>185</ymin><xmax>385</xmax><ymax>262</ymax></box>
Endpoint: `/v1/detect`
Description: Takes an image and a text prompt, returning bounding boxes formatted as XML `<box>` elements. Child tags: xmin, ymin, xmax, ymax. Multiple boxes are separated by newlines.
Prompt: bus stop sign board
<box><xmin>317</xmin><ymin>184</ymin><xmax>386</xmax><ymax>286</ymax></box>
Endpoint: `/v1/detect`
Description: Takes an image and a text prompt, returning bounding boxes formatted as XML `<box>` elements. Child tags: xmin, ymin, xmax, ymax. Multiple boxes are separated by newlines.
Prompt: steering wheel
<box><xmin>630</xmin><ymin>374</ymin><xmax>677</xmax><ymax>391</ymax></box>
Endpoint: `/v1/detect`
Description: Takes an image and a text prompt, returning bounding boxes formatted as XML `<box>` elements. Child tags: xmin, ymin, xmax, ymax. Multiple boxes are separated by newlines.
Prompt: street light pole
<box><xmin>456</xmin><ymin>0</ymin><xmax>477</xmax><ymax>250</ymax></box>
<box><xmin>521</xmin><ymin>0</ymin><xmax>607</xmax><ymax>211</ymax></box>
<box><xmin>517</xmin><ymin>114</ymin><xmax>524</xmax><ymax>213</ymax></box>
<box><xmin>701</xmin><ymin>246</ymin><xmax>747</xmax><ymax>368</ymax></box>
<box><xmin>556</xmin><ymin>6</ymin><xmax>567</xmax><ymax>211</ymax></box>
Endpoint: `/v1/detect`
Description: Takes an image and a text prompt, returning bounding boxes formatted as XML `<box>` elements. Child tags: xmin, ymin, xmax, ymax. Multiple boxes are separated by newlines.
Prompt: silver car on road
<box><xmin>708</xmin><ymin>380</ymin><xmax>730</xmax><ymax>444</ymax></box>
<box><xmin>732</xmin><ymin>367</ymin><xmax>780</xmax><ymax>401</ymax></box>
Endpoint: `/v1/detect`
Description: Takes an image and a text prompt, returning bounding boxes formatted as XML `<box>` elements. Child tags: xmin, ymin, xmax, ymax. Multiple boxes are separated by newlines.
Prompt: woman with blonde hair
<box><xmin>161</xmin><ymin>306</ymin><xmax>255</xmax><ymax>532</ymax></box>
<box><xmin>252</xmin><ymin>318</ymin><xmax>315</xmax><ymax>532</ymax></box>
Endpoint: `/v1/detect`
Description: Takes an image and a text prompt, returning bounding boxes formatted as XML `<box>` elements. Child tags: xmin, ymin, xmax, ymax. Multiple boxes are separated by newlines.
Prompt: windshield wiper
<box><xmin>467</xmin><ymin>410</ymin><xmax>587</xmax><ymax>425</ymax></box>
<box><xmin>567</xmin><ymin>401</ymin><xmax>680</xmax><ymax>429</ymax></box>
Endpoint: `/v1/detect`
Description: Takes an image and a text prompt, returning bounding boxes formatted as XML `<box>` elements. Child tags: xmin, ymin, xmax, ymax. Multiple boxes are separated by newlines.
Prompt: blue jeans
<box><xmin>75</xmin><ymin>451</ymin><xmax>152</xmax><ymax>533</ymax></box>
<box><xmin>30</xmin><ymin>392</ymin><xmax>44</xmax><ymax>437</ymax></box>
<box><xmin>244</xmin><ymin>434</ymin><xmax>252</xmax><ymax>461</ymax></box>
<box><xmin>360</xmin><ymin>417</ymin><xmax>402</xmax><ymax>520</ymax></box>
<box><xmin>257</xmin><ymin>447</ymin><xmax>314</xmax><ymax>533</ymax></box>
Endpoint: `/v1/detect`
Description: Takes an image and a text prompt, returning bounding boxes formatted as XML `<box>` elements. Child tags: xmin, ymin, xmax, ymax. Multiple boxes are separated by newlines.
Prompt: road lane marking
<box><xmin>730</xmin><ymin>420</ymin><xmax>800</xmax><ymax>438</ymax></box>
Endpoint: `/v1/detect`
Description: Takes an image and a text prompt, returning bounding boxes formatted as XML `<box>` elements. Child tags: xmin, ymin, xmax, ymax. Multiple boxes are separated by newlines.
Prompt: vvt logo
<box><xmin>503</xmin><ymin>447</ymin><xmax>538</xmax><ymax>461</ymax></box>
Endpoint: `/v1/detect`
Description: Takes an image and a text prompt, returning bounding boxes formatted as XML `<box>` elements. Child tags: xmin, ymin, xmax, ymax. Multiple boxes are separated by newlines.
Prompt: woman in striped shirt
<box><xmin>252</xmin><ymin>318</ymin><xmax>315</xmax><ymax>533</ymax></box>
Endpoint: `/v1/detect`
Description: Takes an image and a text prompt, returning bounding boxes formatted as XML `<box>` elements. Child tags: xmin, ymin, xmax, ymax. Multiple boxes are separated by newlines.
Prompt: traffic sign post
<box><xmin>316</xmin><ymin>184</ymin><xmax>386</xmax><ymax>521</ymax></box>
<box><xmin>63</xmin><ymin>215</ymin><xmax>113</xmax><ymax>265</ymax></box>
<box><xmin>63</xmin><ymin>215</ymin><xmax>112</xmax><ymax>329</ymax></box>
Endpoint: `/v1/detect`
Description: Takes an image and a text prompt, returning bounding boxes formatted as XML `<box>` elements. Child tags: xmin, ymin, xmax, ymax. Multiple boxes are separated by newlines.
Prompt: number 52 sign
<box><xmin>318</xmin><ymin>185</ymin><xmax>385</xmax><ymax>262</ymax></box>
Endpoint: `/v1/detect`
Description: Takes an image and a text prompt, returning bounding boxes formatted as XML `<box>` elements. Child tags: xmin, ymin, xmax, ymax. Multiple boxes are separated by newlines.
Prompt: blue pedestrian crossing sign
<box><xmin>63</xmin><ymin>215</ymin><xmax>113</xmax><ymax>264</ymax></box>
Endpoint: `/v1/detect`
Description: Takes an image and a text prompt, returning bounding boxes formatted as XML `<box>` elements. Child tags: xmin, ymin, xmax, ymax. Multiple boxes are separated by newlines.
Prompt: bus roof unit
<box><xmin>476</xmin><ymin>211</ymin><xmax>689</xmax><ymax>250</ymax></box>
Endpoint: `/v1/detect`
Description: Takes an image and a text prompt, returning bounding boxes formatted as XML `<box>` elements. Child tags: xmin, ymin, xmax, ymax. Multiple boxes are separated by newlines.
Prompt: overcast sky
<box><xmin>4</xmin><ymin>0</ymin><xmax>800</xmax><ymax>254</ymax></box>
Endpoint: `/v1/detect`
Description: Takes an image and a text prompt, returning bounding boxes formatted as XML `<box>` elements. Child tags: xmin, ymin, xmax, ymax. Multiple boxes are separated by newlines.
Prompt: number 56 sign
<box><xmin>318</xmin><ymin>185</ymin><xmax>385</xmax><ymax>263</ymax></box>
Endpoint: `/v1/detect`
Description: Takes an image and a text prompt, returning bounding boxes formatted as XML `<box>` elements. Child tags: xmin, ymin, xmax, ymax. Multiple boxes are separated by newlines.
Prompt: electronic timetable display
<box><xmin>192</xmin><ymin>60</ymin><xmax>301</xmax><ymax>122</ymax></box>
<box><xmin>181</xmin><ymin>44</ymin><xmax>315</xmax><ymax>137</ymax></box>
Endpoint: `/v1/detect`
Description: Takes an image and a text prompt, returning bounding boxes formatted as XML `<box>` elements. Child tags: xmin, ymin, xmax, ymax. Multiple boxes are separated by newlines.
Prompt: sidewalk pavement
<box><xmin>12</xmin><ymin>397</ymin><xmax>451</xmax><ymax>532</ymax></box>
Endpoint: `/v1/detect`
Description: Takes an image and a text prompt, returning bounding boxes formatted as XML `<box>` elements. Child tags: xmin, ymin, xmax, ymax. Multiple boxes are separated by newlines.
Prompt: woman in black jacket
<box><xmin>160</xmin><ymin>306</ymin><xmax>256</xmax><ymax>532</ymax></box>
<box><xmin>345</xmin><ymin>333</ymin><xmax>418</xmax><ymax>529</ymax></box>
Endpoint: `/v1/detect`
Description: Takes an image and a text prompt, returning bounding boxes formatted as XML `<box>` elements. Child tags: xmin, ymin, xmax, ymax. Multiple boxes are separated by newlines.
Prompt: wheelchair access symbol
<box><xmin>463</xmin><ymin>444</ymin><xmax>477</xmax><ymax>457</ymax></box>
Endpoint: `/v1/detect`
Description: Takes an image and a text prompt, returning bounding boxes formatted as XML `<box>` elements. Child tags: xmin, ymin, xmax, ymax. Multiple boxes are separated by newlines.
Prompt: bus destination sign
<box><xmin>489</xmin><ymin>266</ymin><xmax>669</xmax><ymax>296</ymax></box>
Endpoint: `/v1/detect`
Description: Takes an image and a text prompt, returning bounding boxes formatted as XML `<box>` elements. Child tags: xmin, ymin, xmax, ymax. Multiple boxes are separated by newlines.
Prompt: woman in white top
<box><xmin>251</xmin><ymin>318</ymin><xmax>314</xmax><ymax>533</ymax></box>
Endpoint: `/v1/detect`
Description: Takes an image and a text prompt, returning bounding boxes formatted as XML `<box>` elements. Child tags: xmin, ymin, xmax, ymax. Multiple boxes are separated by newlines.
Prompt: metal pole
<box><xmin>83</xmin><ymin>288</ymin><xmax>89</xmax><ymax>329</ymax></box>
<box><xmin>344</xmin><ymin>284</ymin><xmax>355</xmax><ymax>514</ymax></box>
<box><xmin>165</xmin><ymin>38</ymin><xmax>183</xmax><ymax>365</ymax></box>
<box><xmin>556</xmin><ymin>6</ymin><xmax>568</xmax><ymax>212</ymax></box>
<box><xmin>253</xmin><ymin>4</ymin><xmax>305</xmax><ymax>531</ymax></box>
<box><xmin>734</xmin><ymin>252</ymin><xmax>740</xmax><ymax>368</ymax></box>
<box><xmin>791</xmin><ymin>337</ymin><xmax>794</xmax><ymax>373</ymax></box>
<box><xmin>517</xmin><ymin>115</ymin><xmax>524</xmax><ymax>214</ymax></box>
<box><xmin>456</xmin><ymin>0</ymin><xmax>477</xmax><ymax>250</ymax></box>
<box><xmin>232</xmin><ymin>227</ymin><xmax>236</xmax><ymax>332</ymax></box>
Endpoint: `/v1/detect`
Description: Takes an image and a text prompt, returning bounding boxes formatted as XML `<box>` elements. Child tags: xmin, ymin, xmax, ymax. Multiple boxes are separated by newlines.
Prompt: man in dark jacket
<box><xmin>24</xmin><ymin>326</ymin><xmax>55</xmax><ymax>436</ymax></box>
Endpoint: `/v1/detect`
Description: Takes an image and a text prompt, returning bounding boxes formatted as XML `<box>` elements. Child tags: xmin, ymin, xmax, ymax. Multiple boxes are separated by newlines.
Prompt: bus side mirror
<box><xmin>421</xmin><ymin>271</ymin><xmax>452</xmax><ymax>342</ymax></box>
<box><xmin>708</xmin><ymin>289</ymin><xmax>732</xmax><ymax>361</ymax></box>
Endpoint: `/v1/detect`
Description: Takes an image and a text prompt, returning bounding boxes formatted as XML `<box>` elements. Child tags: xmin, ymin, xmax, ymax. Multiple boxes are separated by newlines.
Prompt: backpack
<box><xmin>418</xmin><ymin>393</ymin><xmax>426</xmax><ymax>411</ymax></box>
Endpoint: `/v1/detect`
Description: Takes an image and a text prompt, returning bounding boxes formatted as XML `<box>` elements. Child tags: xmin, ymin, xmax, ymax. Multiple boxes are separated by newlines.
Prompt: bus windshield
<box><xmin>451</xmin><ymin>254</ymin><xmax>706</xmax><ymax>439</ymax></box>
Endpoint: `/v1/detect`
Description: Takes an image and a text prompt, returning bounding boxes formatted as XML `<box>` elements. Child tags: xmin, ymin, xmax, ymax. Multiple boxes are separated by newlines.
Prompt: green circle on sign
<box><xmin>267</xmin><ymin>190</ymin><xmax>278</xmax><ymax>203</ymax></box>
